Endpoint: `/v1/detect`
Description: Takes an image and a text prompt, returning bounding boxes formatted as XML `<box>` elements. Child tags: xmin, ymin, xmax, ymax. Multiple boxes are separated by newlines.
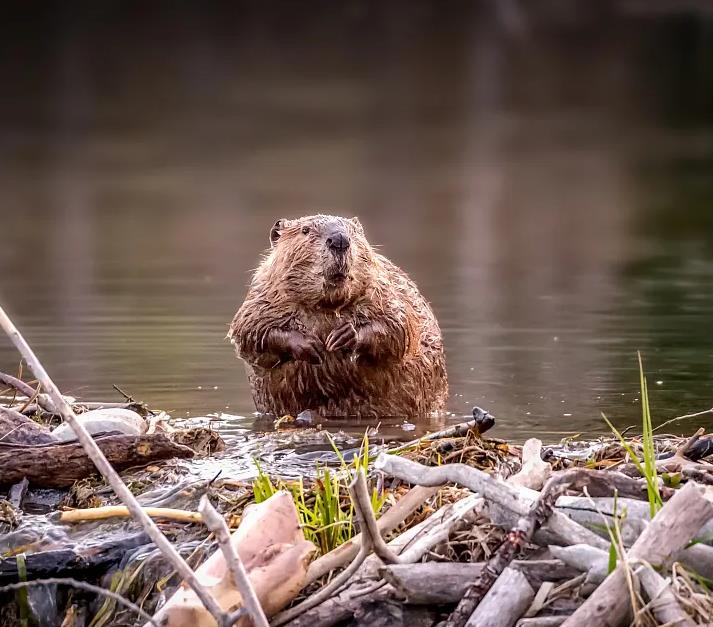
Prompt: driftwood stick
<box><xmin>57</xmin><ymin>505</ymin><xmax>203</xmax><ymax>524</ymax></box>
<box><xmin>198</xmin><ymin>495</ymin><xmax>269</xmax><ymax>627</ymax></box>
<box><xmin>375</xmin><ymin>454</ymin><xmax>609</xmax><ymax>550</ymax></box>
<box><xmin>0</xmin><ymin>305</ymin><xmax>228</xmax><ymax>627</ymax></box>
<box><xmin>306</xmin><ymin>484</ymin><xmax>438</xmax><ymax>584</ymax></box>
<box><xmin>463</xmin><ymin>566</ymin><xmax>535</xmax><ymax>627</ymax></box>
<box><xmin>379</xmin><ymin>560</ymin><xmax>578</xmax><ymax>606</ymax></box>
<box><xmin>379</xmin><ymin>563</ymin><xmax>485</xmax><ymax>604</ymax></box>
<box><xmin>280</xmin><ymin>494</ymin><xmax>483</xmax><ymax>627</ymax></box>
<box><xmin>548</xmin><ymin>545</ymin><xmax>609</xmax><ymax>584</ymax></box>
<box><xmin>349</xmin><ymin>470</ymin><xmax>402</xmax><ymax>565</ymax></box>
<box><xmin>555</xmin><ymin>495</ymin><xmax>713</xmax><ymax>546</ymax></box>
<box><xmin>562</xmin><ymin>481</ymin><xmax>713</xmax><ymax>627</ymax></box>
<box><xmin>636</xmin><ymin>563</ymin><xmax>694</xmax><ymax>627</ymax></box>
<box><xmin>445</xmin><ymin>469</ymin><xmax>569</xmax><ymax>627</ymax></box>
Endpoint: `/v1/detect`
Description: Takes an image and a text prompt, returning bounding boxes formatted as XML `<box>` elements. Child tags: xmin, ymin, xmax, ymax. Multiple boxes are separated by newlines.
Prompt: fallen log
<box><xmin>378</xmin><ymin>560</ymin><xmax>579</xmax><ymax>606</ymax></box>
<box><xmin>0</xmin><ymin>433</ymin><xmax>196</xmax><ymax>488</ymax></box>
<box><xmin>562</xmin><ymin>481</ymin><xmax>713</xmax><ymax>627</ymax></box>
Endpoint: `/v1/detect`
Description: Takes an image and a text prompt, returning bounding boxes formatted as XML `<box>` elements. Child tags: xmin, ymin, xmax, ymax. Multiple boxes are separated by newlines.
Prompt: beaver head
<box><xmin>260</xmin><ymin>214</ymin><xmax>375</xmax><ymax>308</ymax></box>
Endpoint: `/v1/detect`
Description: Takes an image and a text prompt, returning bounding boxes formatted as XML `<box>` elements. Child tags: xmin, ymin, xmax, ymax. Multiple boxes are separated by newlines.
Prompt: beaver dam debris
<box><xmin>1</xmin><ymin>312</ymin><xmax>713</xmax><ymax>625</ymax></box>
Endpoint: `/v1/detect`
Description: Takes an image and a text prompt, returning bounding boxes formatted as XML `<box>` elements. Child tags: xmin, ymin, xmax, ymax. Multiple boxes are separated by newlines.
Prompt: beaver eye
<box><xmin>301</xmin><ymin>226</ymin><xmax>311</xmax><ymax>235</ymax></box>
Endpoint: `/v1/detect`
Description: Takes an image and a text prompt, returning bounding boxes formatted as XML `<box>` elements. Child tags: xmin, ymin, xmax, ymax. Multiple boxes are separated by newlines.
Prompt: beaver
<box><xmin>227</xmin><ymin>214</ymin><xmax>448</xmax><ymax>418</ymax></box>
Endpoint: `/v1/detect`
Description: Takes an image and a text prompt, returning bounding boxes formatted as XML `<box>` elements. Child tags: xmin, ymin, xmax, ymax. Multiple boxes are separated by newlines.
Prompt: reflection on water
<box><xmin>1</xmin><ymin>3</ymin><xmax>712</xmax><ymax>441</ymax></box>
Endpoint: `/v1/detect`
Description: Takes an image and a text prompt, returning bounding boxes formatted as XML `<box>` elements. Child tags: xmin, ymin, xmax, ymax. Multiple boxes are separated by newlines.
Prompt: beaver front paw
<box><xmin>326</xmin><ymin>320</ymin><xmax>357</xmax><ymax>352</ymax></box>
<box><xmin>285</xmin><ymin>331</ymin><xmax>324</xmax><ymax>364</ymax></box>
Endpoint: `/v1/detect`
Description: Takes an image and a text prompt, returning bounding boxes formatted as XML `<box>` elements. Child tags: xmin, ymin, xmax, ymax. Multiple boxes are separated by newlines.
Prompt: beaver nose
<box><xmin>326</xmin><ymin>231</ymin><xmax>350</xmax><ymax>252</ymax></box>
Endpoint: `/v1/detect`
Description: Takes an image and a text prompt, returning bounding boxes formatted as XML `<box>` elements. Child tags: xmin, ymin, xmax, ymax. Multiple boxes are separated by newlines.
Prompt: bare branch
<box><xmin>197</xmin><ymin>495</ymin><xmax>269</xmax><ymax>627</ymax></box>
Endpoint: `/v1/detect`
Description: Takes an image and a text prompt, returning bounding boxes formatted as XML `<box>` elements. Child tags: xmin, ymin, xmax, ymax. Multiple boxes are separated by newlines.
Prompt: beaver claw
<box><xmin>326</xmin><ymin>321</ymin><xmax>358</xmax><ymax>352</ymax></box>
<box><xmin>285</xmin><ymin>331</ymin><xmax>324</xmax><ymax>364</ymax></box>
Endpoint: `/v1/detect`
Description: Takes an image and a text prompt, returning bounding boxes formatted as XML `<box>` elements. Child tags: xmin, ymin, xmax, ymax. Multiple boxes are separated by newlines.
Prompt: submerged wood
<box><xmin>562</xmin><ymin>481</ymin><xmax>713</xmax><ymax>627</ymax></box>
<box><xmin>0</xmin><ymin>433</ymin><xmax>195</xmax><ymax>487</ymax></box>
<box><xmin>0</xmin><ymin>532</ymin><xmax>151</xmax><ymax>582</ymax></box>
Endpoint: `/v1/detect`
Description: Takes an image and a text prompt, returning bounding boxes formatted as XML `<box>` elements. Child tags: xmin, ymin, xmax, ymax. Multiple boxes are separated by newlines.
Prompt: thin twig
<box><xmin>0</xmin><ymin>305</ymin><xmax>228</xmax><ymax>627</ymax></box>
<box><xmin>198</xmin><ymin>495</ymin><xmax>269</xmax><ymax>627</ymax></box>
<box><xmin>653</xmin><ymin>408</ymin><xmax>713</xmax><ymax>432</ymax></box>
<box><xmin>0</xmin><ymin>577</ymin><xmax>159</xmax><ymax>626</ymax></box>
<box><xmin>0</xmin><ymin>371</ymin><xmax>55</xmax><ymax>413</ymax></box>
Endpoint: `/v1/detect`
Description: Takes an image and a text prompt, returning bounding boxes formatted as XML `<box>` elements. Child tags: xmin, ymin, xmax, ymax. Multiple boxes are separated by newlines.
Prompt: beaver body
<box><xmin>228</xmin><ymin>215</ymin><xmax>447</xmax><ymax>418</ymax></box>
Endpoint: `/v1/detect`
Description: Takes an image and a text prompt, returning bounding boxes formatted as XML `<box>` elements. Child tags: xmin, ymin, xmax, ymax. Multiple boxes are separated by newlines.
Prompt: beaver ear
<box><xmin>269</xmin><ymin>219</ymin><xmax>284</xmax><ymax>247</ymax></box>
<box><xmin>349</xmin><ymin>216</ymin><xmax>363</xmax><ymax>232</ymax></box>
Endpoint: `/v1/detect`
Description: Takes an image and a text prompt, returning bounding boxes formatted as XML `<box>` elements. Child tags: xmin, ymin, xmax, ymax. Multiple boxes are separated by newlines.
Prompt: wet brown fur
<box><xmin>228</xmin><ymin>214</ymin><xmax>448</xmax><ymax>417</ymax></box>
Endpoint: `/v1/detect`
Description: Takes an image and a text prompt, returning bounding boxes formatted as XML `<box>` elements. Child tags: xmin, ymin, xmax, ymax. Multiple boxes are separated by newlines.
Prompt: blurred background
<box><xmin>1</xmin><ymin>0</ymin><xmax>712</xmax><ymax>440</ymax></box>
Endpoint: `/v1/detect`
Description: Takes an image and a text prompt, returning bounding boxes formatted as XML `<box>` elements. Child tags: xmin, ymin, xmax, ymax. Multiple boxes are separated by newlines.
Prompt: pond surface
<box><xmin>1</xmin><ymin>4</ymin><xmax>713</xmax><ymax>442</ymax></box>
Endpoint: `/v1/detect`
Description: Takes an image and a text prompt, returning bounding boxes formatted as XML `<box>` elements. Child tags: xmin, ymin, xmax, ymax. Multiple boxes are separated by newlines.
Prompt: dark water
<box><xmin>1</xmin><ymin>3</ymin><xmax>713</xmax><ymax>442</ymax></box>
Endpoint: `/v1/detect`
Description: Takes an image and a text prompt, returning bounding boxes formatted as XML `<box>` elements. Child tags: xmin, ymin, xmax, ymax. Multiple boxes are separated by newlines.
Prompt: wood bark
<box><xmin>562</xmin><ymin>481</ymin><xmax>713</xmax><ymax>627</ymax></box>
<box><xmin>280</xmin><ymin>494</ymin><xmax>483</xmax><ymax>627</ymax></box>
<box><xmin>0</xmin><ymin>407</ymin><xmax>55</xmax><ymax>445</ymax></box>
<box><xmin>0</xmin><ymin>433</ymin><xmax>195</xmax><ymax>487</ymax></box>
<box><xmin>464</xmin><ymin>567</ymin><xmax>535</xmax><ymax>627</ymax></box>
<box><xmin>555</xmin><ymin>496</ymin><xmax>713</xmax><ymax>546</ymax></box>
